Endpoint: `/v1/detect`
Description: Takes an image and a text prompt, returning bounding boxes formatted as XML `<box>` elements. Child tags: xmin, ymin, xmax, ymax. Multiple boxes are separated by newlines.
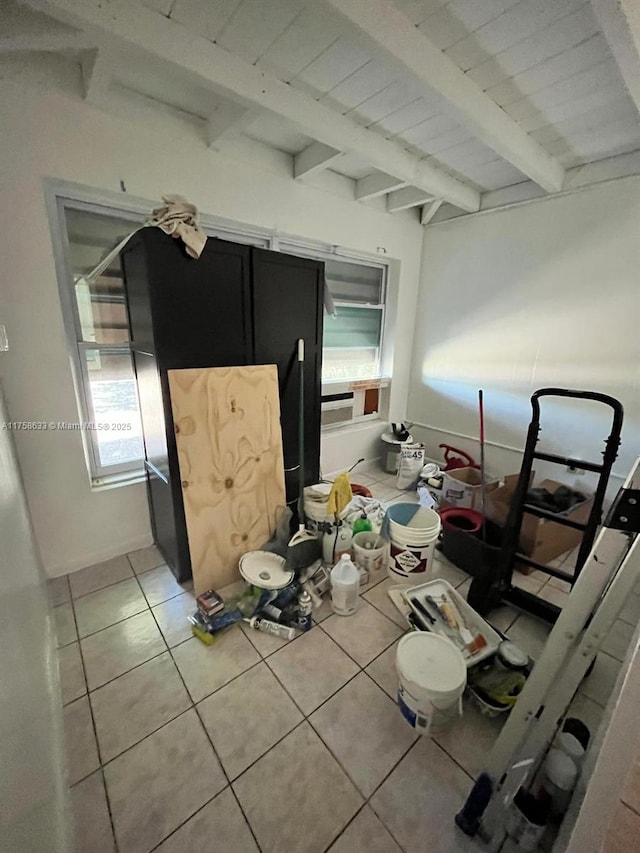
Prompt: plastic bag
<box><xmin>260</xmin><ymin>505</ymin><xmax>293</xmax><ymax>557</ymax></box>
<box><xmin>396</xmin><ymin>443</ymin><xmax>425</xmax><ymax>490</ymax></box>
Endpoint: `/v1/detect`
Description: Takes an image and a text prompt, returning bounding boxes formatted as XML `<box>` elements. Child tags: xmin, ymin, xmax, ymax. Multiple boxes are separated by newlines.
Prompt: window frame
<box><xmin>45</xmin><ymin>179</ymin><xmax>394</xmax><ymax>487</ymax></box>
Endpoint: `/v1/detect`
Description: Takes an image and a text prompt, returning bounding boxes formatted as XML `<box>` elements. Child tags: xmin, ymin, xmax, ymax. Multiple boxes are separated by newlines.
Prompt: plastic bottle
<box><xmin>330</xmin><ymin>554</ymin><xmax>359</xmax><ymax>616</ymax></box>
<box><xmin>322</xmin><ymin>519</ymin><xmax>354</xmax><ymax>564</ymax></box>
<box><xmin>352</xmin><ymin>514</ymin><xmax>372</xmax><ymax>535</ymax></box>
<box><xmin>245</xmin><ymin>616</ymin><xmax>297</xmax><ymax>641</ymax></box>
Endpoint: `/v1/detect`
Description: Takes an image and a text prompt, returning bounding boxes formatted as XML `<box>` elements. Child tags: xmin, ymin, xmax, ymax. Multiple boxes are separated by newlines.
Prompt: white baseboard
<box><xmin>45</xmin><ymin>533</ymin><xmax>154</xmax><ymax>578</ymax></box>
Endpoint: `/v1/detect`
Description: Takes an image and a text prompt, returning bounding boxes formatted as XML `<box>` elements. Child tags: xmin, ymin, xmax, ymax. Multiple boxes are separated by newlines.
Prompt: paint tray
<box><xmin>403</xmin><ymin>578</ymin><xmax>501</xmax><ymax>667</ymax></box>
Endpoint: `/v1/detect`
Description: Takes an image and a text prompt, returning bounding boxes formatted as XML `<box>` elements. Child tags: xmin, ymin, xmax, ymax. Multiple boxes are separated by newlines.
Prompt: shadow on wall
<box><xmin>408</xmin><ymin>183</ymin><xmax>640</xmax><ymax>487</ymax></box>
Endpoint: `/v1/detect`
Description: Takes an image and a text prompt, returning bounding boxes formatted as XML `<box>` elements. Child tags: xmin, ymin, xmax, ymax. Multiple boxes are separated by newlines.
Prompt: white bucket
<box><xmin>352</xmin><ymin>531</ymin><xmax>386</xmax><ymax>573</ymax></box>
<box><xmin>396</xmin><ymin>633</ymin><xmax>466</xmax><ymax>735</ymax></box>
<box><xmin>386</xmin><ymin>504</ymin><xmax>441</xmax><ymax>583</ymax></box>
<box><xmin>303</xmin><ymin>483</ymin><xmax>332</xmax><ymax>539</ymax></box>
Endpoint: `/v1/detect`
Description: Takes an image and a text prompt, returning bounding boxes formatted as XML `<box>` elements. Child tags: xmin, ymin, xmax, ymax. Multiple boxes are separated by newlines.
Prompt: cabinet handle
<box><xmin>181</xmin><ymin>480</ymin><xmax>189</xmax><ymax>488</ymax></box>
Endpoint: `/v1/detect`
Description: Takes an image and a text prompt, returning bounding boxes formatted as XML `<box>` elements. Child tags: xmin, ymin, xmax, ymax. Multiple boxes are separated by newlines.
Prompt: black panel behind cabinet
<box><xmin>252</xmin><ymin>248</ymin><xmax>324</xmax><ymax>503</ymax></box>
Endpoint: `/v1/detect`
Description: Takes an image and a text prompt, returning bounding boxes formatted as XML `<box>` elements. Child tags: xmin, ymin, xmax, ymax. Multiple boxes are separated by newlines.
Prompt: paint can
<box><xmin>395</xmin><ymin>632</ymin><xmax>466</xmax><ymax>735</ymax></box>
<box><xmin>380</xmin><ymin>431</ymin><xmax>414</xmax><ymax>474</ymax></box>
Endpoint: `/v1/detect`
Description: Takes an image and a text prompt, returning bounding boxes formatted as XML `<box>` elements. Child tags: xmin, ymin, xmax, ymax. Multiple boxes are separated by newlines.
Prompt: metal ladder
<box><xmin>469</xmin><ymin>388</ymin><xmax>624</xmax><ymax>623</ymax></box>
<box><xmin>456</xmin><ymin>456</ymin><xmax>640</xmax><ymax>847</ymax></box>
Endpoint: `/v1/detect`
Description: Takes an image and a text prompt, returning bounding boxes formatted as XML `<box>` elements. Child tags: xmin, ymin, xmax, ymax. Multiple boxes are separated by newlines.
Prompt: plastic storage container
<box><xmin>396</xmin><ymin>632</ymin><xmax>467</xmax><ymax>734</ymax></box>
<box><xmin>330</xmin><ymin>554</ymin><xmax>359</xmax><ymax>616</ymax></box>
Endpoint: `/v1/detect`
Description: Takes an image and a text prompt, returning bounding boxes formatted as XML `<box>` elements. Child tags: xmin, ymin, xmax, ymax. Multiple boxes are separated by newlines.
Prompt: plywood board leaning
<box><xmin>168</xmin><ymin>365</ymin><xmax>286</xmax><ymax>594</ymax></box>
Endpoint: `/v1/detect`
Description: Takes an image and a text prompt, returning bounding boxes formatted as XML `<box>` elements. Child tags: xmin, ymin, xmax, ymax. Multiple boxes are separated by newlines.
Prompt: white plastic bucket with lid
<box><xmin>381</xmin><ymin>431</ymin><xmax>414</xmax><ymax>474</ymax></box>
<box><xmin>352</xmin><ymin>531</ymin><xmax>386</xmax><ymax>573</ymax></box>
<box><xmin>386</xmin><ymin>504</ymin><xmax>442</xmax><ymax>583</ymax></box>
<box><xmin>396</xmin><ymin>632</ymin><xmax>466</xmax><ymax>735</ymax></box>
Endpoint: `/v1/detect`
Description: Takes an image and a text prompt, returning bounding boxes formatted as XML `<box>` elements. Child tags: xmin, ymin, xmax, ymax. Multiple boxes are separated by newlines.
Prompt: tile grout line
<box><xmin>64</xmin><ymin>547</ymin><xmax>487</xmax><ymax>851</ymax></box>
<box><xmin>137</xmin><ymin>569</ymin><xmax>265</xmax><ymax>853</ymax></box>
<box><xmin>68</xmin><ymin>573</ymin><xmax>121</xmax><ymax>853</ymax></box>
<box><xmin>620</xmin><ymin>798</ymin><xmax>640</xmax><ymax>819</ymax></box>
<box><xmin>321</xmin><ymin>802</ymin><xmax>370</xmax><ymax>853</ymax></box>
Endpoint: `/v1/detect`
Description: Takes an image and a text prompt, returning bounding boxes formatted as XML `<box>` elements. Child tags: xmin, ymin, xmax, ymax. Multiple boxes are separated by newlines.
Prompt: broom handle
<box><xmin>298</xmin><ymin>339</ymin><xmax>305</xmax><ymax>529</ymax></box>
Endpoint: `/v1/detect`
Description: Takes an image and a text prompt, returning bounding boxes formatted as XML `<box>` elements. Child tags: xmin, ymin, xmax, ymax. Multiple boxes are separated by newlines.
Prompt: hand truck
<box><xmin>468</xmin><ymin>388</ymin><xmax>624</xmax><ymax>622</ymax></box>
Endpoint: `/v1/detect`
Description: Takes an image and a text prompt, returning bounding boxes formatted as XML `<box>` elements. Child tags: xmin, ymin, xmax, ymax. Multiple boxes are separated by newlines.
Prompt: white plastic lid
<box><xmin>555</xmin><ymin>732</ymin><xmax>585</xmax><ymax>762</ymax></box>
<box><xmin>544</xmin><ymin>748</ymin><xmax>578</xmax><ymax>791</ymax></box>
<box><xmin>396</xmin><ymin>632</ymin><xmax>466</xmax><ymax>696</ymax></box>
<box><xmin>239</xmin><ymin>551</ymin><xmax>294</xmax><ymax>590</ymax></box>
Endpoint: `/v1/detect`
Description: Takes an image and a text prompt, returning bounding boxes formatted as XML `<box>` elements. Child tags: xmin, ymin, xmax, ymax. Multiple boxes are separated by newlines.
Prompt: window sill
<box><xmin>91</xmin><ymin>468</ymin><xmax>146</xmax><ymax>492</ymax></box>
<box><xmin>321</xmin><ymin>415</ymin><xmax>384</xmax><ymax>435</ymax></box>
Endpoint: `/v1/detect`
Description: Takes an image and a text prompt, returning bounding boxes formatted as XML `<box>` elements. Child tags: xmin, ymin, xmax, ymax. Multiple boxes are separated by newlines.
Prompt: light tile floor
<box><xmin>49</xmin><ymin>468</ymin><xmax>626</xmax><ymax>853</ymax></box>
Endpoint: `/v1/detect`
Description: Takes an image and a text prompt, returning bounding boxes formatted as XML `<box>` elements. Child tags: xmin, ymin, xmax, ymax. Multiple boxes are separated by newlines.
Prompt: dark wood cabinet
<box><xmin>121</xmin><ymin>228</ymin><xmax>324</xmax><ymax>582</ymax></box>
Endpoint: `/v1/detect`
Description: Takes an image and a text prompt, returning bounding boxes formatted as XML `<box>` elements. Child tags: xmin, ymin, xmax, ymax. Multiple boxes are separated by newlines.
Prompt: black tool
<box><xmin>411</xmin><ymin>596</ymin><xmax>436</xmax><ymax>625</ymax></box>
<box><xmin>468</xmin><ymin>388</ymin><xmax>623</xmax><ymax>622</ymax></box>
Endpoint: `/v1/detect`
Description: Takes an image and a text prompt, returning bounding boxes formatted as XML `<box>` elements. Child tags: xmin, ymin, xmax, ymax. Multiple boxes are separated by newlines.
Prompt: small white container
<box><xmin>542</xmin><ymin>748</ymin><xmax>578</xmax><ymax>817</ymax></box>
<box><xmin>330</xmin><ymin>554</ymin><xmax>359</xmax><ymax>616</ymax></box>
<box><xmin>554</xmin><ymin>731</ymin><xmax>585</xmax><ymax>769</ymax></box>
<box><xmin>352</xmin><ymin>531</ymin><xmax>386</xmax><ymax>573</ymax></box>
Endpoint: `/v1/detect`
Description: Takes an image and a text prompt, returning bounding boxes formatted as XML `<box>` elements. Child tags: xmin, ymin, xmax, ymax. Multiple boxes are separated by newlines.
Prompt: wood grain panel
<box><xmin>168</xmin><ymin>365</ymin><xmax>286</xmax><ymax>594</ymax></box>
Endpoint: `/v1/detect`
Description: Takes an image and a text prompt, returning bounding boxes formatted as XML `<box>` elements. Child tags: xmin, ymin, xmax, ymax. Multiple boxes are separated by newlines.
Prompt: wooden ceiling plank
<box><xmin>327</xmin><ymin>0</ymin><xmax>565</xmax><ymax>192</ymax></box>
<box><xmin>25</xmin><ymin>0</ymin><xmax>480</xmax><ymax>211</ymax></box>
<box><xmin>592</xmin><ymin>0</ymin><xmax>640</xmax><ymax>116</ymax></box>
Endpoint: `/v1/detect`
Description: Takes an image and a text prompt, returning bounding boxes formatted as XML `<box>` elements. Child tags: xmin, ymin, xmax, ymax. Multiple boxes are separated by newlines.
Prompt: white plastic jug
<box><xmin>330</xmin><ymin>554</ymin><xmax>359</xmax><ymax>616</ymax></box>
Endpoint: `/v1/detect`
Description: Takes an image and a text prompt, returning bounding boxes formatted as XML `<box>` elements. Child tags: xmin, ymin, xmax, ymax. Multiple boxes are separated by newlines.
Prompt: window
<box><xmin>51</xmin><ymin>186</ymin><xmax>393</xmax><ymax>485</ymax></box>
<box><xmin>58</xmin><ymin>204</ymin><xmax>146</xmax><ymax>482</ymax></box>
<box><xmin>278</xmin><ymin>247</ymin><xmax>390</xmax><ymax>429</ymax></box>
<box><xmin>322</xmin><ymin>258</ymin><xmax>386</xmax><ymax>383</ymax></box>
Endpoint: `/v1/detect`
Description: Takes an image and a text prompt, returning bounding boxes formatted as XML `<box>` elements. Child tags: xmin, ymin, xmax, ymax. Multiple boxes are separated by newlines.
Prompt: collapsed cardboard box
<box><xmin>485</xmin><ymin>475</ymin><xmax>593</xmax><ymax>567</ymax></box>
<box><xmin>440</xmin><ymin>466</ymin><xmax>500</xmax><ymax>511</ymax></box>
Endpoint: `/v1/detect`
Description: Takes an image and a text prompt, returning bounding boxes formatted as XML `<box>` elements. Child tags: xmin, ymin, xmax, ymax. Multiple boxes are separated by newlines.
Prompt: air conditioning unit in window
<box><xmin>321</xmin><ymin>392</ymin><xmax>355</xmax><ymax>427</ymax></box>
<box><xmin>321</xmin><ymin>383</ymin><xmax>382</xmax><ymax>428</ymax></box>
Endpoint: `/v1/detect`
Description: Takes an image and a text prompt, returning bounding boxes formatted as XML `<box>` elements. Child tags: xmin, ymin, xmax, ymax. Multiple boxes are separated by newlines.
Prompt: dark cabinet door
<box><xmin>252</xmin><ymin>248</ymin><xmax>324</xmax><ymax>503</ymax></box>
<box><xmin>123</xmin><ymin>229</ymin><xmax>253</xmax><ymax>369</ymax></box>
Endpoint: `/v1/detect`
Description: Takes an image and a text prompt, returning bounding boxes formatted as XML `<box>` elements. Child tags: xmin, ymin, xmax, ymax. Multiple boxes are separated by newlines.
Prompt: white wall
<box><xmin>0</xmin><ymin>63</ymin><xmax>423</xmax><ymax>576</ymax></box>
<box><xmin>408</xmin><ymin>178</ymin><xmax>640</xmax><ymax>497</ymax></box>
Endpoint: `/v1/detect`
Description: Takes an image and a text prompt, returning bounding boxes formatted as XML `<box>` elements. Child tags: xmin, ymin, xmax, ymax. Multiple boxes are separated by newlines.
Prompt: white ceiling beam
<box><xmin>326</xmin><ymin>0</ymin><xmax>565</xmax><ymax>194</ymax></box>
<box><xmin>206</xmin><ymin>102</ymin><xmax>260</xmax><ymax>147</ymax></box>
<box><xmin>355</xmin><ymin>172</ymin><xmax>408</xmax><ymax>201</ymax></box>
<box><xmin>80</xmin><ymin>48</ymin><xmax>113</xmax><ymax>104</ymax></box>
<box><xmin>421</xmin><ymin>199</ymin><xmax>443</xmax><ymax>225</ymax></box>
<box><xmin>24</xmin><ymin>0</ymin><xmax>480</xmax><ymax>212</ymax></box>
<box><xmin>0</xmin><ymin>31</ymin><xmax>94</xmax><ymax>52</ymax></box>
<box><xmin>294</xmin><ymin>142</ymin><xmax>344</xmax><ymax>179</ymax></box>
<box><xmin>591</xmin><ymin>0</ymin><xmax>640</xmax><ymax>115</ymax></box>
<box><xmin>427</xmin><ymin>151</ymin><xmax>640</xmax><ymax>224</ymax></box>
<box><xmin>387</xmin><ymin>187</ymin><xmax>434</xmax><ymax>213</ymax></box>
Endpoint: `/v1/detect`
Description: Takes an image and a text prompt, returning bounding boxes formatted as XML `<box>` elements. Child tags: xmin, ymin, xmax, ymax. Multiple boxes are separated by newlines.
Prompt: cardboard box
<box><xmin>440</xmin><ymin>467</ymin><xmax>500</xmax><ymax>511</ymax></box>
<box><xmin>485</xmin><ymin>475</ymin><xmax>593</xmax><ymax>566</ymax></box>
